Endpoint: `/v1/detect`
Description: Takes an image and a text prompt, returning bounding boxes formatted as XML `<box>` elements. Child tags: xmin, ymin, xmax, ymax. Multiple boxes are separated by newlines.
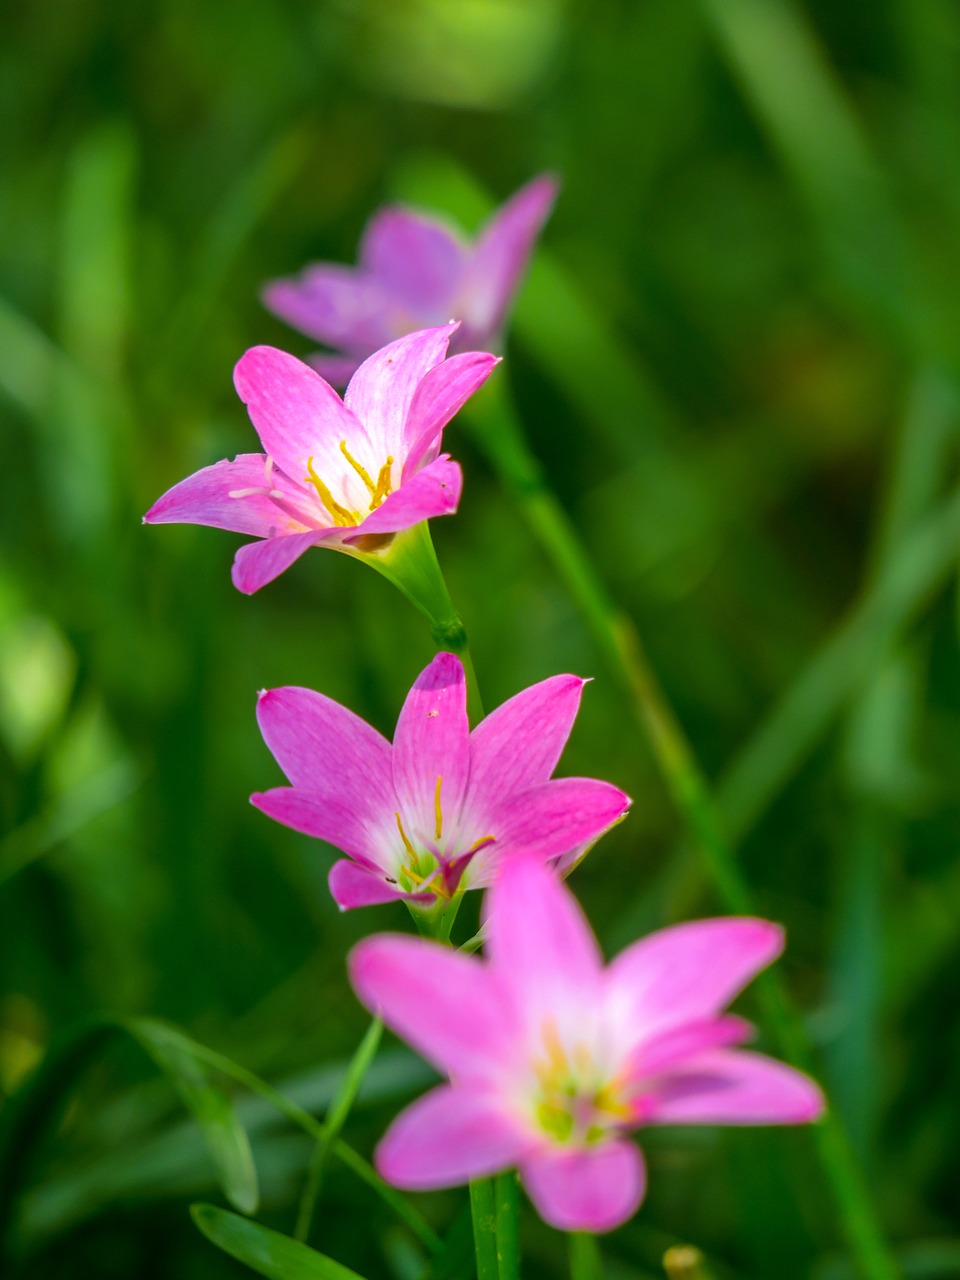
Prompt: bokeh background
<box><xmin>3</xmin><ymin>0</ymin><xmax>960</xmax><ymax>1276</ymax></box>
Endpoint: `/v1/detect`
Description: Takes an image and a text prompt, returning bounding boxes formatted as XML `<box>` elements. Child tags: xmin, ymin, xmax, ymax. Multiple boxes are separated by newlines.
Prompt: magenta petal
<box><xmin>262</xmin><ymin>266</ymin><xmax>391</xmax><ymax>351</ymax></box>
<box><xmin>144</xmin><ymin>453</ymin><xmax>316</xmax><ymax>537</ymax></box>
<box><xmin>343</xmin><ymin>456</ymin><xmax>462</xmax><ymax>539</ymax></box>
<box><xmin>376</xmin><ymin>1085</ymin><xmax>529</xmax><ymax>1190</ymax></box>
<box><xmin>230</xmin><ymin>531</ymin><xmax>326</xmax><ymax>594</ymax></box>
<box><xmin>360</xmin><ymin>207</ymin><xmax>467</xmax><ymax>314</ymax></box>
<box><xmin>466</xmin><ymin>674</ymin><xmax>587</xmax><ymax>816</ymax></box>
<box><xmin>459</xmin><ymin>174</ymin><xmax>559</xmax><ymax>341</ymax></box>
<box><xmin>349</xmin><ymin>935</ymin><xmax>508</xmax><ymax>1079</ymax></box>
<box><xmin>255</xmin><ymin>686</ymin><xmax>395</xmax><ymax>811</ymax></box>
<box><xmin>606</xmin><ymin>918</ymin><xmax>785</xmax><ymax>1042</ymax></box>
<box><xmin>344</xmin><ymin>324</ymin><xmax>458</xmax><ymax>458</ymax></box>
<box><xmin>482</xmin><ymin>777</ymin><xmax>630</xmax><ymax>871</ymax></box>
<box><xmin>402</xmin><ymin>351</ymin><xmax>501</xmax><ymax>478</ymax></box>
<box><xmin>485</xmin><ymin>859</ymin><xmax>604</xmax><ymax>1012</ymax></box>
<box><xmin>329</xmin><ymin>860</ymin><xmax>430</xmax><ymax>910</ymax></box>
<box><xmin>233</xmin><ymin>345</ymin><xmax>371</xmax><ymax>490</ymax></box>
<box><xmin>391</xmin><ymin>653</ymin><xmax>470</xmax><ymax>842</ymax></box>
<box><xmin>520</xmin><ymin>1140</ymin><xmax>645</xmax><ymax>1234</ymax></box>
<box><xmin>644</xmin><ymin>1049</ymin><xmax>825</xmax><ymax>1126</ymax></box>
<box><xmin>631</xmin><ymin>1015</ymin><xmax>753</xmax><ymax>1078</ymax></box>
<box><xmin>251</xmin><ymin>788</ymin><xmax>381</xmax><ymax>865</ymax></box>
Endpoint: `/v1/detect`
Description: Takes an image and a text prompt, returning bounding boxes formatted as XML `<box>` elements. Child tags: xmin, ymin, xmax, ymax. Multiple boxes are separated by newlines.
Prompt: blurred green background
<box><xmin>3</xmin><ymin>0</ymin><xmax>960</xmax><ymax>1276</ymax></box>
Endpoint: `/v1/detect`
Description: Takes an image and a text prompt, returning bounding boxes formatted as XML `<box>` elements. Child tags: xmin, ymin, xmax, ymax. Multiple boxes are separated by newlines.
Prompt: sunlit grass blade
<box><xmin>128</xmin><ymin>1018</ymin><xmax>259</xmax><ymax>1215</ymax></box>
<box><xmin>191</xmin><ymin>1204</ymin><xmax>369</xmax><ymax>1279</ymax></box>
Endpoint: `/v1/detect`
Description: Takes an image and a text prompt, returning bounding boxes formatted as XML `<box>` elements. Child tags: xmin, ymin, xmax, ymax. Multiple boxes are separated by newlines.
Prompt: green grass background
<box><xmin>2</xmin><ymin>0</ymin><xmax>960</xmax><ymax>1275</ymax></box>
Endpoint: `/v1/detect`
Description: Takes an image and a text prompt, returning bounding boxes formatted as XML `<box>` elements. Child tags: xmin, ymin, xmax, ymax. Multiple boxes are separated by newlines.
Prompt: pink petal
<box><xmin>391</xmin><ymin>653</ymin><xmax>470</xmax><ymax>844</ymax></box>
<box><xmin>520</xmin><ymin>1140</ymin><xmax>645</xmax><ymax>1234</ymax></box>
<box><xmin>233</xmin><ymin>345</ymin><xmax>372</xmax><ymax>495</ymax></box>
<box><xmin>631</xmin><ymin>1015</ymin><xmax>753</xmax><ymax>1078</ymax></box>
<box><xmin>349</xmin><ymin>935</ymin><xmax>509</xmax><ymax>1079</ymax></box>
<box><xmin>466</xmin><ymin>674</ymin><xmax>587</xmax><ymax>816</ymax></box>
<box><xmin>250</xmin><ymin>788</ymin><xmax>382</xmax><ymax>866</ymax></box>
<box><xmin>343</xmin><ymin>324</ymin><xmax>457</xmax><ymax>459</ymax></box>
<box><xmin>376</xmin><ymin>1086</ymin><xmax>530</xmax><ymax>1190</ymax></box>
<box><xmin>605</xmin><ymin>918</ymin><xmax>785</xmax><ymax>1045</ymax></box>
<box><xmin>458</xmin><ymin>174</ymin><xmax>559</xmax><ymax>342</ymax></box>
<box><xmin>342</xmin><ymin>455</ymin><xmax>462</xmax><ymax>539</ymax></box>
<box><xmin>230</xmin><ymin>530</ymin><xmax>326</xmax><ymax>594</ymax></box>
<box><xmin>402</xmin><ymin>351</ymin><xmax>501</xmax><ymax>479</ymax></box>
<box><xmin>479</xmin><ymin>777</ymin><xmax>630</xmax><ymax>874</ymax></box>
<box><xmin>262</xmin><ymin>267</ymin><xmax>391</xmax><ymax>351</ymax></box>
<box><xmin>306</xmin><ymin>352</ymin><xmax>364</xmax><ymax>388</ymax></box>
<box><xmin>360</xmin><ymin>207</ymin><xmax>467</xmax><ymax>315</ymax></box>
<box><xmin>255</xmin><ymin>686</ymin><xmax>395</xmax><ymax>812</ymax></box>
<box><xmin>643</xmin><ymin>1049</ymin><xmax>825</xmax><ymax>1126</ymax></box>
<box><xmin>144</xmin><ymin>453</ymin><xmax>317</xmax><ymax>537</ymax></box>
<box><xmin>485</xmin><ymin>858</ymin><xmax>604</xmax><ymax>1014</ymax></box>
<box><xmin>328</xmin><ymin>859</ymin><xmax>431</xmax><ymax>910</ymax></box>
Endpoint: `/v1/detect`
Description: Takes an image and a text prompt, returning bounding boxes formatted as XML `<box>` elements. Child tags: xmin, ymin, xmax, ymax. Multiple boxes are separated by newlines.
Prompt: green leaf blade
<box><xmin>191</xmin><ymin>1204</ymin><xmax>370</xmax><ymax>1280</ymax></box>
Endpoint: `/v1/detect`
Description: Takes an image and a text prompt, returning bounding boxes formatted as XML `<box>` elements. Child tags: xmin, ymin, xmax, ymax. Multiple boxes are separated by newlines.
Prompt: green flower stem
<box><xmin>352</xmin><ymin>521</ymin><xmax>484</xmax><ymax>721</ymax></box>
<box><xmin>569</xmin><ymin>1231</ymin><xmax>602</xmax><ymax>1280</ymax></box>
<box><xmin>470</xmin><ymin>1178</ymin><xmax>500</xmax><ymax>1280</ymax></box>
<box><xmin>495</xmin><ymin>1171</ymin><xmax>521</xmax><ymax>1280</ymax></box>
<box><xmin>293</xmin><ymin>1015</ymin><xmax>383</xmax><ymax>1244</ymax></box>
<box><xmin>465</xmin><ymin>376</ymin><xmax>898</xmax><ymax>1280</ymax></box>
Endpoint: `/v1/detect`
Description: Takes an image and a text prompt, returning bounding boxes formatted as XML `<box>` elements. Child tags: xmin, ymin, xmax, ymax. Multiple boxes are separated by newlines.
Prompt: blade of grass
<box><xmin>192</xmin><ymin>1203</ymin><xmax>369</xmax><ymax>1280</ymax></box>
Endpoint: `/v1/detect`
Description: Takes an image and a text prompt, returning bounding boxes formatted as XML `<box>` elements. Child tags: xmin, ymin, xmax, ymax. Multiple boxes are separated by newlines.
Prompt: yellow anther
<box><xmin>434</xmin><ymin>776</ymin><xmax>443</xmax><ymax>841</ymax></box>
<box><xmin>304</xmin><ymin>457</ymin><xmax>357</xmax><ymax>527</ymax></box>
<box><xmin>339</xmin><ymin>440</ymin><xmax>377</xmax><ymax>494</ymax></box>
<box><xmin>395</xmin><ymin>812</ymin><xmax>417</xmax><ymax>859</ymax></box>
<box><xmin>370</xmin><ymin>457</ymin><xmax>394</xmax><ymax>509</ymax></box>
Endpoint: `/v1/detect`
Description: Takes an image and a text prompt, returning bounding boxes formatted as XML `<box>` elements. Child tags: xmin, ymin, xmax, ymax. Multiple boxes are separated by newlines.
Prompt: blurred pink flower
<box><xmin>252</xmin><ymin>652</ymin><xmax>630</xmax><ymax>911</ymax></box>
<box><xmin>350</xmin><ymin>859</ymin><xmax>825</xmax><ymax>1233</ymax></box>
<box><xmin>144</xmin><ymin>324</ymin><xmax>497</xmax><ymax>593</ymax></box>
<box><xmin>264</xmin><ymin>175</ymin><xmax>558</xmax><ymax>385</ymax></box>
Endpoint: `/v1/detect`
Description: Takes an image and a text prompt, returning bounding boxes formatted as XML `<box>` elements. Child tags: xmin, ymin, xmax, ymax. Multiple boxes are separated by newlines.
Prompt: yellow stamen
<box><xmin>434</xmin><ymin>776</ymin><xmax>443</xmax><ymax>841</ymax></box>
<box><xmin>395</xmin><ymin>812</ymin><xmax>417</xmax><ymax>859</ymax></box>
<box><xmin>339</xmin><ymin>440</ymin><xmax>377</xmax><ymax>494</ymax></box>
<box><xmin>304</xmin><ymin>457</ymin><xmax>357</xmax><ymax>527</ymax></box>
<box><xmin>370</xmin><ymin>457</ymin><xmax>394</xmax><ymax>509</ymax></box>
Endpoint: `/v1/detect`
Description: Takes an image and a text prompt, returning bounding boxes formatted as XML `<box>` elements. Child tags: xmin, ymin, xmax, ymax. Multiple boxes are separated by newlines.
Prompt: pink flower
<box><xmin>350</xmin><ymin>860</ymin><xmax>825</xmax><ymax>1234</ymax></box>
<box><xmin>251</xmin><ymin>652</ymin><xmax>630</xmax><ymax>911</ymax></box>
<box><xmin>263</xmin><ymin>175</ymin><xmax>558</xmax><ymax>385</ymax></box>
<box><xmin>144</xmin><ymin>324</ymin><xmax>498</xmax><ymax>594</ymax></box>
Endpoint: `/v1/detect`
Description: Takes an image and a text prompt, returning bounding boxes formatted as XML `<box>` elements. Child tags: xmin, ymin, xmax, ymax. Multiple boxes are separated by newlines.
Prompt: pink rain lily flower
<box><xmin>350</xmin><ymin>859</ymin><xmax>825</xmax><ymax>1234</ymax></box>
<box><xmin>144</xmin><ymin>323</ymin><xmax>498</xmax><ymax>594</ymax></box>
<box><xmin>251</xmin><ymin>652</ymin><xmax>630</xmax><ymax>911</ymax></box>
<box><xmin>264</xmin><ymin>175</ymin><xmax>558</xmax><ymax>385</ymax></box>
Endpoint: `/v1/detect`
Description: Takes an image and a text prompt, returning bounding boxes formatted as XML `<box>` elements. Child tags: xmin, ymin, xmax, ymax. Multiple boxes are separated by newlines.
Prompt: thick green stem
<box><xmin>569</xmin><ymin>1232</ymin><xmax>602</xmax><ymax>1280</ymax></box>
<box><xmin>495</xmin><ymin>1171</ymin><xmax>521</xmax><ymax>1280</ymax></box>
<box><xmin>465</xmin><ymin>376</ymin><xmax>897</xmax><ymax>1280</ymax></box>
<box><xmin>470</xmin><ymin>1178</ymin><xmax>499</xmax><ymax>1280</ymax></box>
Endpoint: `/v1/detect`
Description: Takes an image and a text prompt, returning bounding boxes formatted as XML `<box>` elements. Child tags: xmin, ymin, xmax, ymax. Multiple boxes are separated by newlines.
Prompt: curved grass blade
<box><xmin>192</xmin><ymin>1204</ymin><xmax>369</xmax><ymax>1280</ymax></box>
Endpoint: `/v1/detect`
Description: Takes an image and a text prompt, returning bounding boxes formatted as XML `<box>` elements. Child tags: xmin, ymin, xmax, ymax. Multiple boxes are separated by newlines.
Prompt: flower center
<box><xmin>532</xmin><ymin>1019</ymin><xmax>631</xmax><ymax>1146</ymax></box>
<box><xmin>304</xmin><ymin>442</ymin><xmax>394</xmax><ymax>528</ymax></box>
<box><xmin>388</xmin><ymin>776</ymin><xmax>494</xmax><ymax>901</ymax></box>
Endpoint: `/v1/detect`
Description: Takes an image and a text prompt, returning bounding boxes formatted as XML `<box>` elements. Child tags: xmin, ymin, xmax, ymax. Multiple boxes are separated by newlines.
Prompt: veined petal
<box><xmin>342</xmin><ymin>456</ymin><xmax>462</xmax><ymax>540</ymax></box>
<box><xmin>343</xmin><ymin>324</ymin><xmax>457</xmax><ymax>459</ymax></box>
<box><xmin>392</xmin><ymin>653</ymin><xmax>470</xmax><ymax>843</ymax></box>
<box><xmin>360</xmin><ymin>207</ymin><xmax>467</xmax><ymax>315</ymax></box>
<box><xmin>520</xmin><ymin>1140</ymin><xmax>645</xmax><ymax>1234</ymax></box>
<box><xmin>329</xmin><ymin>860</ymin><xmax>432</xmax><ymax>911</ymax></box>
<box><xmin>376</xmin><ymin>1086</ymin><xmax>530</xmax><ymax>1190</ymax></box>
<box><xmin>605</xmin><ymin>918</ymin><xmax>784</xmax><ymax>1045</ymax></box>
<box><xmin>466</xmin><ymin>674</ymin><xmax>587</xmax><ymax>817</ymax></box>
<box><xmin>250</xmin><ymin>788</ymin><xmax>382</xmax><ymax>866</ymax></box>
<box><xmin>144</xmin><ymin>453</ymin><xmax>317</xmax><ymax>537</ymax></box>
<box><xmin>349</xmin><ymin>935</ymin><xmax>509</xmax><ymax>1079</ymax></box>
<box><xmin>643</xmin><ymin>1050</ymin><xmax>825</xmax><ymax>1126</ymax></box>
<box><xmin>458</xmin><ymin>174</ymin><xmax>559</xmax><ymax>341</ymax></box>
<box><xmin>485</xmin><ymin>858</ymin><xmax>604</xmax><ymax>1018</ymax></box>
<box><xmin>402</xmin><ymin>351</ymin><xmax>500</xmax><ymax>479</ymax></box>
<box><xmin>231</xmin><ymin>530</ymin><xmax>327</xmax><ymax>594</ymax></box>
<box><xmin>480</xmin><ymin>777</ymin><xmax>630</xmax><ymax>873</ymax></box>
<box><xmin>233</xmin><ymin>345</ymin><xmax>372</xmax><ymax>494</ymax></box>
<box><xmin>262</xmin><ymin>266</ymin><xmax>391</xmax><ymax>350</ymax></box>
<box><xmin>255</xmin><ymin>686</ymin><xmax>395</xmax><ymax>811</ymax></box>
